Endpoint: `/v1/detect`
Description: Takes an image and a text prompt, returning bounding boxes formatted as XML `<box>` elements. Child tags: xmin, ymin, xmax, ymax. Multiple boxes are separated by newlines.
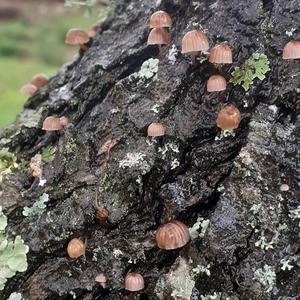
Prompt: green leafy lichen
<box><xmin>23</xmin><ymin>193</ymin><xmax>49</xmax><ymax>217</ymax></box>
<box><xmin>0</xmin><ymin>207</ymin><xmax>29</xmax><ymax>290</ymax></box>
<box><xmin>230</xmin><ymin>53</ymin><xmax>270</xmax><ymax>91</ymax></box>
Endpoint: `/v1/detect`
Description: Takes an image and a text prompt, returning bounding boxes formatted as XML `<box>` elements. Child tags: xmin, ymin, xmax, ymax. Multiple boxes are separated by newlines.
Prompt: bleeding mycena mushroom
<box><xmin>209</xmin><ymin>43</ymin><xmax>233</xmax><ymax>64</ymax></box>
<box><xmin>65</xmin><ymin>28</ymin><xmax>89</xmax><ymax>51</ymax></box>
<box><xmin>207</xmin><ymin>75</ymin><xmax>227</xmax><ymax>92</ymax></box>
<box><xmin>282</xmin><ymin>40</ymin><xmax>300</xmax><ymax>59</ymax></box>
<box><xmin>20</xmin><ymin>83</ymin><xmax>37</xmax><ymax>95</ymax></box>
<box><xmin>67</xmin><ymin>238</ymin><xmax>86</xmax><ymax>259</ymax></box>
<box><xmin>124</xmin><ymin>273</ymin><xmax>145</xmax><ymax>292</ymax></box>
<box><xmin>147</xmin><ymin>122</ymin><xmax>166</xmax><ymax>137</ymax></box>
<box><xmin>147</xmin><ymin>28</ymin><xmax>171</xmax><ymax>56</ymax></box>
<box><xmin>42</xmin><ymin>116</ymin><xmax>63</xmax><ymax>132</ymax></box>
<box><xmin>88</xmin><ymin>23</ymin><xmax>100</xmax><ymax>38</ymax></box>
<box><xmin>149</xmin><ymin>11</ymin><xmax>172</xmax><ymax>28</ymax></box>
<box><xmin>181</xmin><ymin>30</ymin><xmax>209</xmax><ymax>65</ymax></box>
<box><xmin>30</xmin><ymin>73</ymin><xmax>48</xmax><ymax>88</ymax></box>
<box><xmin>216</xmin><ymin>105</ymin><xmax>241</xmax><ymax>131</ymax></box>
<box><xmin>155</xmin><ymin>220</ymin><xmax>190</xmax><ymax>250</ymax></box>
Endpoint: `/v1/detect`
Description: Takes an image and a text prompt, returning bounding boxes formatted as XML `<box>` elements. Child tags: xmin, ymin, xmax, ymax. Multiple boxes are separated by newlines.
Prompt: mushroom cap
<box><xmin>30</xmin><ymin>73</ymin><xmax>48</xmax><ymax>88</ymax></box>
<box><xmin>216</xmin><ymin>105</ymin><xmax>241</xmax><ymax>131</ymax></box>
<box><xmin>207</xmin><ymin>75</ymin><xmax>227</xmax><ymax>92</ymax></box>
<box><xmin>282</xmin><ymin>40</ymin><xmax>300</xmax><ymax>60</ymax></box>
<box><xmin>20</xmin><ymin>84</ymin><xmax>38</xmax><ymax>95</ymax></box>
<box><xmin>124</xmin><ymin>273</ymin><xmax>145</xmax><ymax>292</ymax></box>
<box><xmin>96</xmin><ymin>207</ymin><xmax>109</xmax><ymax>221</ymax></box>
<box><xmin>181</xmin><ymin>30</ymin><xmax>209</xmax><ymax>54</ymax></box>
<box><xmin>59</xmin><ymin>116</ymin><xmax>69</xmax><ymax>127</ymax></box>
<box><xmin>95</xmin><ymin>273</ymin><xmax>107</xmax><ymax>284</ymax></box>
<box><xmin>156</xmin><ymin>220</ymin><xmax>190</xmax><ymax>250</ymax></box>
<box><xmin>89</xmin><ymin>24</ymin><xmax>100</xmax><ymax>38</ymax></box>
<box><xmin>147</xmin><ymin>122</ymin><xmax>166</xmax><ymax>137</ymax></box>
<box><xmin>65</xmin><ymin>28</ymin><xmax>89</xmax><ymax>45</ymax></box>
<box><xmin>209</xmin><ymin>43</ymin><xmax>233</xmax><ymax>64</ymax></box>
<box><xmin>67</xmin><ymin>238</ymin><xmax>86</xmax><ymax>259</ymax></box>
<box><xmin>150</xmin><ymin>10</ymin><xmax>172</xmax><ymax>28</ymax></box>
<box><xmin>42</xmin><ymin>116</ymin><xmax>62</xmax><ymax>131</ymax></box>
<box><xmin>147</xmin><ymin>28</ymin><xmax>171</xmax><ymax>45</ymax></box>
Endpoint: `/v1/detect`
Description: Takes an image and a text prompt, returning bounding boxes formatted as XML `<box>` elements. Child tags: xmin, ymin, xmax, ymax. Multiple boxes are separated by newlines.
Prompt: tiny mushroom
<box><xmin>30</xmin><ymin>73</ymin><xmax>48</xmax><ymax>88</ymax></box>
<box><xmin>65</xmin><ymin>28</ymin><xmax>89</xmax><ymax>50</ymax></box>
<box><xmin>207</xmin><ymin>75</ymin><xmax>227</xmax><ymax>92</ymax></box>
<box><xmin>20</xmin><ymin>83</ymin><xmax>38</xmax><ymax>95</ymax></box>
<box><xmin>88</xmin><ymin>23</ymin><xmax>100</xmax><ymax>38</ymax></box>
<box><xmin>67</xmin><ymin>238</ymin><xmax>86</xmax><ymax>259</ymax></box>
<box><xmin>280</xmin><ymin>184</ymin><xmax>289</xmax><ymax>192</ymax></box>
<box><xmin>124</xmin><ymin>273</ymin><xmax>145</xmax><ymax>292</ymax></box>
<box><xmin>181</xmin><ymin>30</ymin><xmax>209</xmax><ymax>64</ymax></box>
<box><xmin>209</xmin><ymin>43</ymin><xmax>233</xmax><ymax>64</ymax></box>
<box><xmin>149</xmin><ymin>11</ymin><xmax>172</xmax><ymax>28</ymax></box>
<box><xmin>147</xmin><ymin>122</ymin><xmax>166</xmax><ymax>137</ymax></box>
<box><xmin>155</xmin><ymin>220</ymin><xmax>190</xmax><ymax>250</ymax></box>
<box><xmin>59</xmin><ymin>116</ymin><xmax>69</xmax><ymax>127</ymax></box>
<box><xmin>95</xmin><ymin>273</ymin><xmax>107</xmax><ymax>288</ymax></box>
<box><xmin>42</xmin><ymin>116</ymin><xmax>63</xmax><ymax>132</ymax></box>
<box><xmin>216</xmin><ymin>105</ymin><xmax>241</xmax><ymax>131</ymax></box>
<box><xmin>282</xmin><ymin>40</ymin><xmax>300</xmax><ymax>60</ymax></box>
<box><xmin>147</xmin><ymin>27</ymin><xmax>171</xmax><ymax>56</ymax></box>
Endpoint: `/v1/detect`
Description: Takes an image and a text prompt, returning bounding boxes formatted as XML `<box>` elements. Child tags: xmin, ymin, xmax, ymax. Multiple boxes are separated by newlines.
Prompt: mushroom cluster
<box><xmin>20</xmin><ymin>73</ymin><xmax>49</xmax><ymax>95</ymax></box>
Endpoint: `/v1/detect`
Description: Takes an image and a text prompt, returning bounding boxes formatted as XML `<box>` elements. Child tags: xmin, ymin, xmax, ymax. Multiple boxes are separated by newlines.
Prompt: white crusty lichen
<box><xmin>119</xmin><ymin>152</ymin><xmax>150</xmax><ymax>174</ymax></box>
<box><xmin>158</xmin><ymin>143</ymin><xmax>179</xmax><ymax>159</ymax></box>
<box><xmin>253</xmin><ymin>264</ymin><xmax>276</xmax><ymax>292</ymax></box>
<box><xmin>189</xmin><ymin>217</ymin><xmax>210</xmax><ymax>239</ymax></box>
<box><xmin>192</xmin><ymin>263</ymin><xmax>211</xmax><ymax>277</ymax></box>
<box><xmin>288</xmin><ymin>206</ymin><xmax>300</xmax><ymax>227</ymax></box>
<box><xmin>7</xmin><ymin>293</ymin><xmax>23</xmax><ymax>300</ymax></box>
<box><xmin>254</xmin><ymin>230</ymin><xmax>278</xmax><ymax>250</ymax></box>
<box><xmin>167</xmin><ymin>45</ymin><xmax>178</xmax><ymax>65</ymax></box>
<box><xmin>151</xmin><ymin>104</ymin><xmax>160</xmax><ymax>114</ymax></box>
<box><xmin>200</xmin><ymin>292</ymin><xmax>226</xmax><ymax>300</ymax></box>
<box><xmin>280</xmin><ymin>259</ymin><xmax>294</xmax><ymax>271</ymax></box>
<box><xmin>132</xmin><ymin>58</ymin><xmax>159</xmax><ymax>85</ymax></box>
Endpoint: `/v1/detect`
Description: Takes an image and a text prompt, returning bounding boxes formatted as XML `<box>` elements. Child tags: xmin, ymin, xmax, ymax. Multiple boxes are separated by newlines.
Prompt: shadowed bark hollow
<box><xmin>0</xmin><ymin>0</ymin><xmax>299</xmax><ymax>299</ymax></box>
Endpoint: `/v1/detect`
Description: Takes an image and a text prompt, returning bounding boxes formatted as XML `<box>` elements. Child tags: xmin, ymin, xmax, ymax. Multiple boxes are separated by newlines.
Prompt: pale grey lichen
<box><xmin>131</xmin><ymin>58</ymin><xmax>159</xmax><ymax>85</ymax></box>
<box><xmin>23</xmin><ymin>193</ymin><xmax>49</xmax><ymax>217</ymax></box>
<box><xmin>7</xmin><ymin>292</ymin><xmax>23</xmax><ymax>300</ymax></box>
<box><xmin>119</xmin><ymin>152</ymin><xmax>150</xmax><ymax>174</ymax></box>
<box><xmin>280</xmin><ymin>259</ymin><xmax>293</xmax><ymax>271</ymax></box>
<box><xmin>167</xmin><ymin>45</ymin><xmax>178</xmax><ymax>65</ymax></box>
<box><xmin>189</xmin><ymin>217</ymin><xmax>210</xmax><ymax>239</ymax></box>
<box><xmin>288</xmin><ymin>206</ymin><xmax>300</xmax><ymax>227</ymax></box>
<box><xmin>253</xmin><ymin>264</ymin><xmax>276</xmax><ymax>292</ymax></box>
<box><xmin>192</xmin><ymin>263</ymin><xmax>211</xmax><ymax>276</ymax></box>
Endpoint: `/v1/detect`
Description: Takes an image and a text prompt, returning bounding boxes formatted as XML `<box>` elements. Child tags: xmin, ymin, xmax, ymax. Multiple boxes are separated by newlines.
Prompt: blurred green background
<box><xmin>0</xmin><ymin>0</ymin><xmax>110</xmax><ymax>128</ymax></box>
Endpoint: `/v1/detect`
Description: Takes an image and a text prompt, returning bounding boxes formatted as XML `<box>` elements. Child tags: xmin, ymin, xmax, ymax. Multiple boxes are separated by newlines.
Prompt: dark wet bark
<box><xmin>0</xmin><ymin>0</ymin><xmax>299</xmax><ymax>299</ymax></box>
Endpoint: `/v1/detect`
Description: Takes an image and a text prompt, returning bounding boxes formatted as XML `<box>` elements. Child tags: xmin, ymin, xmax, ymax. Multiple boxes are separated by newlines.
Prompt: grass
<box><xmin>0</xmin><ymin>9</ymin><xmax>104</xmax><ymax>129</ymax></box>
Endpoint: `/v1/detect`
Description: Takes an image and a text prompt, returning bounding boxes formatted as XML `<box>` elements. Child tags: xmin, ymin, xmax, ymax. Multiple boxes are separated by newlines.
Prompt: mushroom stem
<box><xmin>158</xmin><ymin>44</ymin><xmax>163</xmax><ymax>58</ymax></box>
<box><xmin>79</xmin><ymin>44</ymin><xmax>88</xmax><ymax>51</ymax></box>
<box><xmin>191</xmin><ymin>52</ymin><xmax>197</xmax><ymax>65</ymax></box>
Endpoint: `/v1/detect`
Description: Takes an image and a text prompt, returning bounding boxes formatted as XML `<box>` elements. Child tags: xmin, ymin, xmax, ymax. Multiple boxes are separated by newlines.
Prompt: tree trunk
<box><xmin>1</xmin><ymin>0</ymin><xmax>299</xmax><ymax>299</ymax></box>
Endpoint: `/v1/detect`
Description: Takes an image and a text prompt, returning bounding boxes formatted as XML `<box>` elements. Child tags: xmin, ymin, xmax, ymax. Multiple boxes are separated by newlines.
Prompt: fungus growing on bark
<box><xmin>207</xmin><ymin>75</ymin><xmax>227</xmax><ymax>92</ymax></box>
<box><xmin>89</xmin><ymin>23</ymin><xmax>100</xmax><ymax>37</ymax></box>
<box><xmin>30</xmin><ymin>73</ymin><xmax>48</xmax><ymax>88</ymax></box>
<box><xmin>280</xmin><ymin>184</ymin><xmax>289</xmax><ymax>192</ymax></box>
<box><xmin>20</xmin><ymin>84</ymin><xmax>37</xmax><ymax>95</ymax></box>
<box><xmin>209</xmin><ymin>43</ymin><xmax>233</xmax><ymax>64</ymax></box>
<box><xmin>147</xmin><ymin>28</ymin><xmax>171</xmax><ymax>56</ymax></box>
<box><xmin>65</xmin><ymin>28</ymin><xmax>89</xmax><ymax>51</ymax></box>
<box><xmin>150</xmin><ymin>11</ymin><xmax>172</xmax><ymax>28</ymax></box>
<box><xmin>67</xmin><ymin>238</ymin><xmax>86</xmax><ymax>259</ymax></box>
<box><xmin>282</xmin><ymin>40</ymin><xmax>300</xmax><ymax>59</ymax></box>
<box><xmin>181</xmin><ymin>30</ymin><xmax>209</xmax><ymax>64</ymax></box>
<box><xmin>42</xmin><ymin>117</ymin><xmax>62</xmax><ymax>132</ymax></box>
<box><xmin>156</xmin><ymin>220</ymin><xmax>190</xmax><ymax>250</ymax></box>
<box><xmin>124</xmin><ymin>273</ymin><xmax>145</xmax><ymax>292</ymax></box>
<box><xmin>95</xmin><ymin>273</ymin><xmax>107</xmax><ymax>288</ymax></box>
<box><xmin>216</xmin><ymin>105</ymin><xmax>241</xmax><ymax>131</ymax></box>
<box><xmin>147</xmin><ymin>122</ymin><xmax>165</xmax><ymax>137</ymax></box>
<box><xmin>59</xmin><ymin>116</ymin><xmax>69</xmax><ymax>127</ymax></box>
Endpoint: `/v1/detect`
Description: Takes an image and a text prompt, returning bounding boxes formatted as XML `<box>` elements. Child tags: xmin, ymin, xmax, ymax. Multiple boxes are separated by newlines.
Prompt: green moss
<box><xmin>65</xmin><ymin>137</ymin><xmax>77</xmax><ymax>156</ymax></box>
<box><xmin>41</xmin><ymin>145</ymin><xmax>56</xmax><ymax>163</ymax></box>
<box><xmin>230</xmin><ymin>53</ymin><xmax>270</xmax><ymax>91</ymax></box>
<box><xmin>0</xmin><ymin>207</ymin><xmax>29</xmax><ymax>290</ymax></box>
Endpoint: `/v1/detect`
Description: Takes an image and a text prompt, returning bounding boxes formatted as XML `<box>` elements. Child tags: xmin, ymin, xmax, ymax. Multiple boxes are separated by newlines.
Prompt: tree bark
<box><xmin>1</xmin><ymin>0</ymin><xmax>299</xmax><ymax>299</ymax></box>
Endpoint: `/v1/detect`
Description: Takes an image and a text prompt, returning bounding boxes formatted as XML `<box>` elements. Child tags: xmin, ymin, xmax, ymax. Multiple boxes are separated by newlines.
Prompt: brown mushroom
<box><xmin>95</xmin><ymin>273</ymin><xmax>107</xmax><ymax>288</ymax></box>
<box><xmin>59</xmin><ymin>116</ymin><xmax>69</xmax><ymax>127</ymax></box>
<box><xmin>216</xmin><ymin>105</ymin><xmax>241</xmax><ymax>131</ymax></box>
<box><xmin>149</xmin><ymin>11</ymin><xmax>172</xmax><ymax>28</ymax></box>
<box><xmin>181</xmin><ymin>30</ymin><xmax>209</xmax><ymax>64</ymax></box>
<box><xmin>147</xmin><ymin>28</ymin><xmax>171</xmax><ymax>56</ymax></box>
<box><xmin>20</xmin><ymin>84</ymin><xmax>37</xmax><ymax>95</ymax></box>
<box><xmin>209</xmin><ymin>43</ymin><xmax>233</xmax><ymax>64</ymax></box>
<box><xmin>124</xmin><ymin>273</ymin><xmax>145</xmax><ymax>292</ymax></box>
<box><xmin>30</xmin><ymin>73</ymin><xmax>48</xmax><ymax>88</ymax></box>
<box><xmin>42</xmin><ymin>116</ymin><xmax>63</xmax><ymax>132</ymax></box>
<box><xmin>155</xmin><ymin>220</ymin><xmax>190</xmax><ymax>250</ymax></box>
<box><xmin>147</xmin><ymin>122</ymin><xmax>165</xmax><ymax>137</ymax></box>
<box><xmin>207</xmin><ymin>75</ymin><xmax>227</xmax><ymax>92</ymax></box>
<box><xmin>65</xmin><ymin>28</ymin><xmax>89</xmax><ymax>51</ymax></box>
<box><xmin>67</xmin><ymin>238</ymin><xmax>86</xmax><ymax>259</ymax></box>
<box><xmin>282</xmin><ymin>40</ymin><xmax>300</xmax><ymax>60</ymax></box>
<box><xmin>88</xmin><ymin>23</ymin><xmax>100</xmax><ymax>38</ymax></box>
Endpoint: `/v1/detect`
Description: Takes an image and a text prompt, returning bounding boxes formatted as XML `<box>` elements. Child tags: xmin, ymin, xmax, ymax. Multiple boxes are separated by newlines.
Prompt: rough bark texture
<box><xmin>0</xmin><ymin>0</ymin><xmax>299</xmax><ymax>299</ymax></box>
